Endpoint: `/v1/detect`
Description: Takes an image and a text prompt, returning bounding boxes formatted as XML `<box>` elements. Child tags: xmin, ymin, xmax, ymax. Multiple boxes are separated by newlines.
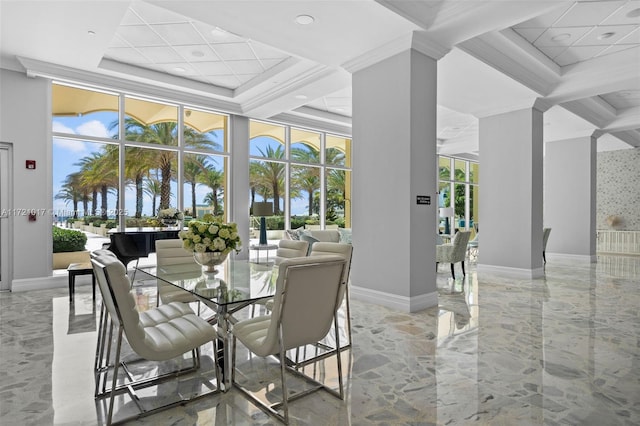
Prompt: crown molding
<box><xmin>473</xmin><ymin>96</ymin><xmax>550</xmax><ymax>118</ymax></box>
<box><xmin>98</xmin><ymin>58</ymin><xmax>234</xmax><ymax>98</ymax></box>
<box><xmin>18</xmin><ymin>56</ymin><xmax>243</xmax><ymax>115</ymax></box>
<box><xmin>458</xmin><ymin>31</ymin><xmax>560</xmax><ymax>96</ymax></box>
<box><xmin>560</xmin><ymin>97</ymin><xmax>617</xmax><ymax>129</ymax></box>
<box><xmin>546</xmin><ymin>47</ymin><xmax>640</xmax><ymax>103</ymax></box>
<box><xmin>603</xmin><ymin>106</ymin><xmax>640</xmax><ymax>133</ymax></box>
<box><xmin>343</xmin><ymin>31</ymin><xmax>449</xmax><ymax>73</ymax></box>
<box><xmin>240</xmin><ymin>66</ymin><xmax>349</xmax><ymax>118</ymax></box>
<box><xmin>269</xmin><ymin>111</ymin><xmax>352</xmax><ymax>137</ymax></box>
<box><xmin>608</xmin><ymin>129</ymin><xmax>640</xmax><ymax>148</ymax></box>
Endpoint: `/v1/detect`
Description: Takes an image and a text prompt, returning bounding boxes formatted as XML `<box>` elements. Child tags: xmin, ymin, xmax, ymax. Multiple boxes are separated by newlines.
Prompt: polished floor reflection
<box><xmin>1</xmin><ymin>254</ymin><xmax>639</xmax><ymax>425</ymax></box>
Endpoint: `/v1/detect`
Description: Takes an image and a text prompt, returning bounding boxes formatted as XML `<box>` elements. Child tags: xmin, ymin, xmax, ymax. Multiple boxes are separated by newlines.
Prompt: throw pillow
<box><xmin>337</xmin><ymin>228</ymin><xmax>352</xmax><ymax>244</ymax></box>
<box><xmin>285</xmin><ymin>229</ymin><xmax>300</xmax><ymax>240</ymax></box>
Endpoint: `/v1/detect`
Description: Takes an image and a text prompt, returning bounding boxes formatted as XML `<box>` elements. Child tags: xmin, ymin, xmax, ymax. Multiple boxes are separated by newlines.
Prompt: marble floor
<box><xmin>1</xmin><ymin>254</ymin><xmax>639</xmax><ymax>425</ymax></box>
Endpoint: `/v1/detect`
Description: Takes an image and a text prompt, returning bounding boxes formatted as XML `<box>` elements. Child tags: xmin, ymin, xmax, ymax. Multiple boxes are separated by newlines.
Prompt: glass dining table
<box><xmin>136</xmin><ymin>257</ymin><xmax>277</xmax><ymax>390</ymax></box>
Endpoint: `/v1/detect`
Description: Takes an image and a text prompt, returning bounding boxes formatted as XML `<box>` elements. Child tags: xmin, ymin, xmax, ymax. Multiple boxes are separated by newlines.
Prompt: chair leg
<box><xmin>543</xmin><ymin>250</ymin><xmax>546</xmax><ymax>263</ymax></box>
<box><xmin>450</xmin><ymin>263</ymin><xmax>455</xmax><ymax>280</ymax></box>
<box><xmin>462</xmin><ymin>261</ymin><xmax>466</xmax><ymax>276</ymax></box>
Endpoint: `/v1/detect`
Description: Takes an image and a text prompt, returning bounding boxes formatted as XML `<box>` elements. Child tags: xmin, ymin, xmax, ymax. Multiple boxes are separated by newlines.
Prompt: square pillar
<box><xmin>544</xmin><ymin>134</ymin><xmax>597</xmax><ymax>261</ymax></box>
<box><xmin>478</xmin><ymin>106</ymin><xmax>545</xmax><ymax>278</ymax></box>
<box><xmin>351</xmin><ymin>48</ymin><xmax>439</xmax><ymax>312</ymax></box>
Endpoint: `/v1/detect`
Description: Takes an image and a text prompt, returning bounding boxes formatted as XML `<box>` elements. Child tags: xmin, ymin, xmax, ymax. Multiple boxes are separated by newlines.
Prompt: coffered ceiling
<box><xmin>1</xmin><ymin>0</ymin><xmax>639</xmax><ymax>156</ymax></box>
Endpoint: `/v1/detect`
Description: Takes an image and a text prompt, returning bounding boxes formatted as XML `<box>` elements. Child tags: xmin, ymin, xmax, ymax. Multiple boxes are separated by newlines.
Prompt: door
<box><xmin>0</xmin><ymin>144</ymin><xmax>12</xmax><ymax>291</ymax></box>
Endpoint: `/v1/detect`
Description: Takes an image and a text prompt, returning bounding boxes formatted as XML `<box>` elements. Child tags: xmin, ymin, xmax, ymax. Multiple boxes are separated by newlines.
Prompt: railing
<box><xmin>596</xmin><ymin>230</ymin><xmax>640</xmax><ymax>255</ymax></box>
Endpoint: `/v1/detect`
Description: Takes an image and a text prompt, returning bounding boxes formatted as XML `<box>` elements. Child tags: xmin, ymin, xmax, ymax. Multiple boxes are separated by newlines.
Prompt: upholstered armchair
<box><xmin>436</xmin><ymin>231</ymin><xmax>471</xmax><ymax>279</ymax></box>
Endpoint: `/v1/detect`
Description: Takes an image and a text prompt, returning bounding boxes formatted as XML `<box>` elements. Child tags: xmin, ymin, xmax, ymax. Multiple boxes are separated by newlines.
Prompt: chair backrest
<box><xmin>91</xmin><ymin>253</ymin><xmax>125</xmax><ymax>330</ymax></box>
<box><xmin>156</xmin><ymin>238</ymin><xmax>195</xmax><ymax>267</ymax></box>
<box><xmin>92</xmin><ymin>254</ymin><xmax>153</xmax><ymax>356</ymax></box>
<box><xmin>275</xmin><ymin>239</ymin><xmax>309</xmax><ymax>265</ymax></box>
<box><xmin>543</xmin><ymin>228</ymin><xmax>552</xmax><ymax>249</ymax></box>
<box><xmin>255</xmin><ymin>256</ymin><xmax>346</xmax><ymax>357</ymax></box>
<box><xmin>450</xmin><ymin>231</ymin><xmax>472</xmax><ymax>261</ymax></box>
<box><xmin>308</xmin><ymin>242</ymin><xmax>353</xmax><ymax>289</ymax></box>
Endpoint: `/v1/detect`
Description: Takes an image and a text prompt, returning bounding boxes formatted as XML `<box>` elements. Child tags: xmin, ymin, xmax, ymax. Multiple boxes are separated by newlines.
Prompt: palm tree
<box><xmin>291</xmin><ymin>145</ymin><xmax>321</xmax><ymax>216</ymax></box>
<box><xmin>76</xmin><ymin>149</ymin><xmax>118</xmax><ymax>219</ymax></box>
<box><xmin>124</xmin><ymin>146</ymin><xmax>155</xmax><ymax>218</ymax></box>
<box><xmin>184</xmin><ymin>154</ymin><xmax>208</xmax><ymax>217</ymax></box>
<box><xmin>144</xmin><ymin>177</ymin><xmax>161</xmax><ymax>217</ymax></box>
<box><xmin>55</xmin><ymin>173</ymin><xmax>83</xmax><ymax>219</ymax></box>
<box><xmin>251</xmin><ymin>145</ymin><xmax>285</xmax><ymax>215</ymax></box>
<box><xmin>199</xmin><ymin>166</ymin><xmax>224</xmax><ymax>216</ymax></box>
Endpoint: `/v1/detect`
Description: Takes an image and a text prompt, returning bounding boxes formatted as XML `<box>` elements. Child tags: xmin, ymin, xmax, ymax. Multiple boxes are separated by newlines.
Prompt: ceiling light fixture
<box><xmin>551</xmin><ymin>33</ymin><xmax>571</xmax><ymax>42</ymax></box>
<box><xmin>294</xmin><ymin>94</ymin><xmax>308</xmax><ymax>100</ymax></box>
<box><xmin>192</xmin><ymin>50</ymin><xmax>204</xmax><ymax>57</ymax></box>
<box><xmin>295</xmin><ymin>14</ymin><xmax>315</xmax><ymax>25</ymax></box>
<box><xmin>87</xmin><ymin>30</ymin><xmax>96</xmax><ymax>36</ymax></box>
<box><xmin>173</xmin><ymin>67</ymin><xmax>186</xmax><ymax>73</ymax></box>
<box><xmin>597</xmin><ymin>32</ymin><xmax>615</xmax><ymax>40</ymax></box>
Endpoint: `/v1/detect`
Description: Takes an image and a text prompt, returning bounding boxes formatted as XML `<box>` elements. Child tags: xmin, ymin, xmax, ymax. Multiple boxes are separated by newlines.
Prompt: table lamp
<box><xmin>253</xmin><ymin>201</ymin><xmax>273</xmax><ymax>246</ymax></box>
<box><xmin>439</xmin><ymin>207</ymin><xmax>454</xmax><ymax>235</ymax></box>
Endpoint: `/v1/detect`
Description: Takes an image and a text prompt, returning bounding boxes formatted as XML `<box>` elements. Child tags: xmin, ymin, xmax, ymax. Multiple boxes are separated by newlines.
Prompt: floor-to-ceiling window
<box><xmin>52</xmin><ymin>83</ymin><xmax>229</xmax><ymax>232</ymax></box>
<box><xmin>249</xmin><ymin>119</ymin><xmax>352</xmax><ymax>234</ymax></box>
<box><xmin>439</xmin><ymin>155</ymin><xmax>479</xmax><ymax>236</ymax></box>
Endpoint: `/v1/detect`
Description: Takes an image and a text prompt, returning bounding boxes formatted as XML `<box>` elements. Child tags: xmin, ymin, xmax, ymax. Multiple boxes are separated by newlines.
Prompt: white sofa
<box><xmin>283</xmin><ymin>227</ymin><xmax>351</xmax><ymax>244</ymax></box>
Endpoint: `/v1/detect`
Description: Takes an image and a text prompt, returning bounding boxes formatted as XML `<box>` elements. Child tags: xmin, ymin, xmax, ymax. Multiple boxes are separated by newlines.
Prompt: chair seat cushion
<box><xmin>136</xmin><ymin>302</ymin><xmax>216</xmax><ymax>361</ymax></box>
<box><xmin>233</xmin><ymin>316</ymin><xmax>274</xmax><ymax>357</ymax></box>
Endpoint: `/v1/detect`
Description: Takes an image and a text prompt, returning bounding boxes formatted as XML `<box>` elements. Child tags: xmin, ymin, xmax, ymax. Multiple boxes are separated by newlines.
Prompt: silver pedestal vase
<box><xmin>193</xmin><ymin>251</ymin><xmax>228</xmax><ymax>274</ymax></box>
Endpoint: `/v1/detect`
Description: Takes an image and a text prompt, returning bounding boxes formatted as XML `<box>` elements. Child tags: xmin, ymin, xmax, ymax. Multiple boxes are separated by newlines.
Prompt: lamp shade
<box><xmin>439</xmin><ymin>207</ymin><xmax>454</xmax><ymax>217</ymax></box>
<box><xmin>253</xmin><ymin>201</ymin><xmax>273</xmax><ymax>217</ymax></box>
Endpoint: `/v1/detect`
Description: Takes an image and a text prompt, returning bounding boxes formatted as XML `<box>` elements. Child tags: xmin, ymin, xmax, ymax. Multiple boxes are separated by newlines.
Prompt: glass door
<box><xmin>0</xmin><ymin>144</ymin><xmax>11</xmax><ymax>291</ymax></box>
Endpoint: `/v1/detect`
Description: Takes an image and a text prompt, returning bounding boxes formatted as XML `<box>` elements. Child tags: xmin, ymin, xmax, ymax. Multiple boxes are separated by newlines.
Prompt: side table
<box><xmin>67</xmin><ymin>262</ymin><xmax>96</xmax><ymax>302</ymax></box>
<box><xmin>249</xmin><ymin>244</ymin><xmax>278</xmax><ymax>264</ymax></box>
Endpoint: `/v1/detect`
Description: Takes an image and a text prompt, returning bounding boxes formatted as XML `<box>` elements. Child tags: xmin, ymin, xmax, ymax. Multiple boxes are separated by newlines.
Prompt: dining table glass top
<box><xmin>138</xmin><ymin>257</ymin><xmax>277</xmax><ymax>307</ymax></box>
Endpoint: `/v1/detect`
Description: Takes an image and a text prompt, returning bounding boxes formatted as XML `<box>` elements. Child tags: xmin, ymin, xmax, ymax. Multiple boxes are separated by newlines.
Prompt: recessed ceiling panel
<box><xmin>554</xmin><ymin>45</ymin><xmax>609</xmax><ymax>66</ymax></box>
<box><xmin>553</xmin><ymin>1</ymin><xmax>626</xmax><ymax>27</ymax></box>
<box><xmin>152</xmin><ymin>23</ymin><xmax>204</xmax><ymax>45</ymax></box>
<box><xmin>575</xmin><ymin>24</ymin><xmax>638</xmax><ymax>46</ymax></box>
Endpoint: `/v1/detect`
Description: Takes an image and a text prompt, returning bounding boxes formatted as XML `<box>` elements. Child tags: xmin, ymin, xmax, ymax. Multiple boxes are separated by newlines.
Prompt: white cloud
<box><xmin>53</xmin><ymin>137</ymin><xmax>86</xmax><ymax>152</ymax></box>
<box><xmin>52</xmin><ymin>122</ymin><xmax>75</xmax><ymax>134</ymax></box>
<box><xmin>76</xmin><ymin>120</ymin><xmax>109</xmax><ymax>138</ymax></box>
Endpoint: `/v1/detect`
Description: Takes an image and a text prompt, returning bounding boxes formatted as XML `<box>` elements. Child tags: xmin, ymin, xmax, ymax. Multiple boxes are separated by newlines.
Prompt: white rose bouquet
<box><xmin>179</xmin><ymin>219</ymin><xmax>242</xmax><ymax>254</ymax></box>
<box><xmin>158</xmin><ymin>207</ymin><xmax>184</xmax><ymax>221</ymax></box>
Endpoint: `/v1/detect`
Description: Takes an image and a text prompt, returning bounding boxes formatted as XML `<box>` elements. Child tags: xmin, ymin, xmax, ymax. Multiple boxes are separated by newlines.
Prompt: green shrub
<box><xmin>52</xmin><ymin>226</ymin><xmax>87</xmax><ymax>253</ymax></box>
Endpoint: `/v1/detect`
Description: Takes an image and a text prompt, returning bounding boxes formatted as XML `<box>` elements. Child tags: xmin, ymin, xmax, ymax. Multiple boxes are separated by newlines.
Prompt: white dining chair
<box><xmin>231</xmin><ymin>255</ymin><xmax>347</xmax><ymax>424</ymax></box>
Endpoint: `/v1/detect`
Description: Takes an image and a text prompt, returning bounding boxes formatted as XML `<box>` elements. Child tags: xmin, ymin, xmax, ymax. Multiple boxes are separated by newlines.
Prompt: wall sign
<box><xmin>416</xmin><ymin>195</ymin><xmax>430</xmax><ymax>205</ymax></box>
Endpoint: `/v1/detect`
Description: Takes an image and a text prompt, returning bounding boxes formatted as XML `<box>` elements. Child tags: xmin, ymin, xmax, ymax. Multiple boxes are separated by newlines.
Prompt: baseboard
<box><xmin>547</xmin><ymin>252</ymin><xmax>596</xmax><ymax>263</ymax></box>
<box><xmin>476</xmin><ymin>264</ymin><xmax>545</xmax><ymax>279</ymax></box>
<box><xmin>351</xmin><ymin>285</ymin><xmax>438</xmax><ymax>312</ymax></box>
<box><xmin>11</xmin><ymin>274</ymin><xmax>68</xmax><ymax>292</ymax></box>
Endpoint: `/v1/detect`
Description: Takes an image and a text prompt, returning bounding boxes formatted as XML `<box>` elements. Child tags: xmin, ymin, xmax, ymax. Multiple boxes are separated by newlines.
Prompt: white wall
<box><xmin>0</xmin><ymin>69</ymin><xmax>53</xmax><ymax>284</ymax></box>
<box><xmin>544</xmin><ymin>136</ymin><xmax>596</xmax><ymax>259</ymax></box>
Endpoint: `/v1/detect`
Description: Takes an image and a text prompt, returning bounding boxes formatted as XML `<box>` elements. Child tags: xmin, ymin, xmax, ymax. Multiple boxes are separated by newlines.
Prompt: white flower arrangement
<box><xmin>179</xmin><ymin>219</ymin><xmax>242</xmax><ymax>254</ymax></box>
<box><xmin>158</xmin><ymin>207</ymin><xmax>184</xmax><ymax>221</ymax></box>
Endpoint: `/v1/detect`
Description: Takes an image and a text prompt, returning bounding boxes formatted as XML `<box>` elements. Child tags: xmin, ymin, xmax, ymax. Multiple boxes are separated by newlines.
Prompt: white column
<box><xmin>230</xmin><ymin>115</ymin><xmax>250</xmax><ymax>260</ymax></box>
<box><xmin>544</xmin><ymin>132</ymin><xmax>598</xmax><ymax>261</ymax></box>
<box><xmin>351</xmin><ymin>47</ymin><xmax>440</xmax><ymax>312</ymax></box>
<box><xmin>478</xmin><ymin>104</ymin><xmax>545</xmax><ymax>278</ymax></box>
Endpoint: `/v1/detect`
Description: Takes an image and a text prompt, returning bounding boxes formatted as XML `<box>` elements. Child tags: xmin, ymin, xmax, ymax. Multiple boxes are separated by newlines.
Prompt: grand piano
<box><xmin>107</xmin><ymin>227</ymin><xmax>182</xmax><ymax>267</ymax></box>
